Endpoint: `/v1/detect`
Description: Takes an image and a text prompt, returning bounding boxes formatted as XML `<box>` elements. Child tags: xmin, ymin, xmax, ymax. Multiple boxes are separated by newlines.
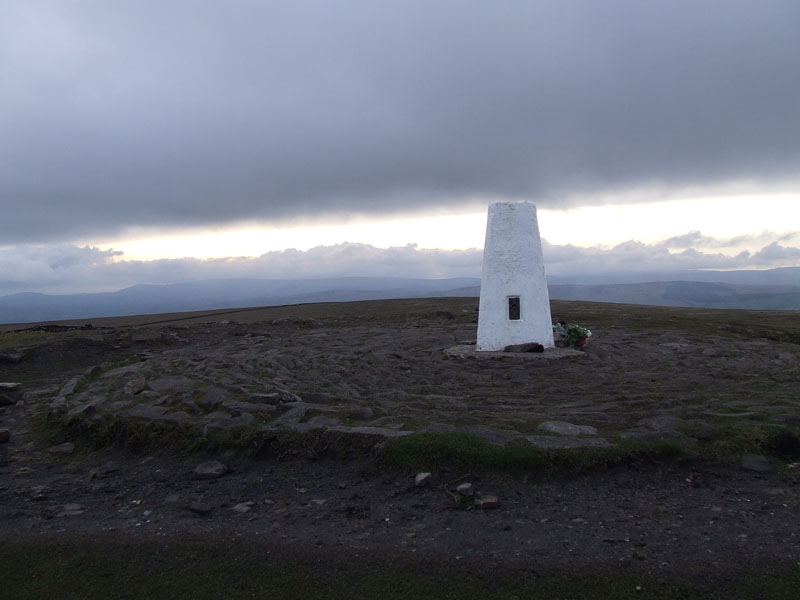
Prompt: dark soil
<box><xmin>1</xmin><ymin>298</ymin><xmax>799</xmax><ymax>591</ymax></box>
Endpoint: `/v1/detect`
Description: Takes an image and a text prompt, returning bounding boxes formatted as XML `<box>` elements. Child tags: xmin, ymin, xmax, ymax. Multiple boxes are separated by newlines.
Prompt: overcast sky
<box><xmin>2</xmin><ymin>1</ymin><xmax>799</xmax><ymax>294</ymax></box>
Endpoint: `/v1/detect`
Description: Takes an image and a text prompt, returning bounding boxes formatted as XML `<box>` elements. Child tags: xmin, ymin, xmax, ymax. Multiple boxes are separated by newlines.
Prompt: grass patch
<box><xmin>380</xmin><ymin>426</ymin><xmax>800</xmax><ymax>475</ymax></box>
<box><xmin>36</xmin><ymin>409</ymin><xmax>385</xmax><ymax>459</ymax></box>
<box><xmin>378</xmin><ymin>432</ymin><xmax>697</xmax><ymax>475</ymax></box>
<box><xmin>2</xmin><ymin>538</ymin><xmax>799</xmax><ymax>600</ymax></box>
<box><xmin>699</xmin><ymin>424</ymin><xmax>800</xmax><ymax>463</ymax></box>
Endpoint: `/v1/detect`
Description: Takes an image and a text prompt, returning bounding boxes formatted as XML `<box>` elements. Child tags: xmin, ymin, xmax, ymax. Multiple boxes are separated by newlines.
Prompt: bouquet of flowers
<box><xmin>554</xmin><ymin>320</ymin><xmax>592</xmax><ymax>348</ymax></box>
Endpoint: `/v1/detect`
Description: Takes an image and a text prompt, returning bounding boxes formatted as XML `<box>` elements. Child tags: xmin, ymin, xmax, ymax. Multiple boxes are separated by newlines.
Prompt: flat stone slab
<box><xmin>741</xmin><ymin>453</ymin><xmax>775</xmax><ymax>473</ymax></box>
<box><xmin>526</xmin><ymin>435</ymin><xmax>612</xmax><ymax>449</ymax></box>
<box><xmin>538</xmin><ymin>421</ymin><xmax>598</xmax><ymax>436</ymax></box>
<box><xmin>0</xmin><ymin>382</ymin><xmax>23</xmax><ymax>406</ymax></box>
<box><xmin>48</xmin><ymin>442</ymin><xmax>75</xmax><ymax>455</ymax></box>
<box><xmin>619</xmin><ymin>429</ymin><xmax>697</xmax><ymax>442</ymax></box>
<box><xmin>445</xmin><ymin>345</ymin><xmax>585</xmax><ymax>360</ymax></box>
<box><xmin>326</xmin><ymin>425</ymin><xmax>413</xmax><ymax>438</ymax></box>
<box><xmin>193</xmin><ymin>460</ymin><xmax>228</xmax><ymax>479</ymax></box>
<box><xmin>41</xmin><ymin>314</ymin><xmax>798</xmax><ymax>461</ymax></box>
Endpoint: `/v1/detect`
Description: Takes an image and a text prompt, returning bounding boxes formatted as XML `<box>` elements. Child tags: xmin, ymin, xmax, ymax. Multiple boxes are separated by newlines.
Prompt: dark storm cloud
<box><xmin>2</xmin><ymin>1</ymin><xmax>800</xmax><ymax>243</ymax></box>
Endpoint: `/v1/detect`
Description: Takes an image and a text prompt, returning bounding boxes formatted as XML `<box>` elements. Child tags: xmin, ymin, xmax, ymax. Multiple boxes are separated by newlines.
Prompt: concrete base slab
<box><xmin>444</xmin><ymin>344</ymin><xmax>586</xmax><ymax>360</ymax></box>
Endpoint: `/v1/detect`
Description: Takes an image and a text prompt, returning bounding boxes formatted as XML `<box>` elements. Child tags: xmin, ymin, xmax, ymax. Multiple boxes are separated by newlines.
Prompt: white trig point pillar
<box><xmin>477</xmin><ymin>200</ymin><xmax>554</xmax><ymax>351</ymax></box>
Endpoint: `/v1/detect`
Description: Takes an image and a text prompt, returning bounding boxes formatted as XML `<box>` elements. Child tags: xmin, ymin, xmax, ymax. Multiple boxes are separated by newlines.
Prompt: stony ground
<box><xmin>1</xmin><ymin>298</ymin><xmax>799</xmax><ymax>579</ymax></box>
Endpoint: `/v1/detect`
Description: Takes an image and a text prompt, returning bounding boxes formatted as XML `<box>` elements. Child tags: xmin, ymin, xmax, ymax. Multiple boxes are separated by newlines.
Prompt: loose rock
<box><xmin>189</xmin><ymin>501</ymin><xmax>213</xmax><ymax>515</ymax></box>
<box><xmin>456</xmin><ymin>482</ymin><xmax>474</xmax><ymax>497</ymax></box>
<box><xmin>415</xmin><ymin>472</ymin><xmax>432</xmax><ymax>487</ymax></box>
<box><xmin>123</xmin><ymin>377</ymin><xmax>147</xmax><ymax>395</ymax></box>
<box><xmin>348</xmin><ymin>407</ymin><xmax>374</xmax><ymax>420</ymax></box>
<box><xmin>58</xmin><ymin>503</ymin><xmax>86</xmax><ymax>517</ymax></box>
<box><xmin>48</xmin><ymin>442</ymin><xmax>75</xmax><ymax>455</ymax></box>
<box><xmin>538</xmin><ymin>421</ymin><xmax>598</xmax><ymax>436</ymax></box>
<box><xmin>232</xmin><ymin>502</ymin><xmax>255</xmax><ymax>514</ymax></box>
<box><xmin>89</xmin><ymin>462</ymin><xmax>120</xmax><ymax>479</ymax></box>
<box><xmin>0</xmin><ymin>428</ymin><xmax>9</xmax><ymax>444</ymax></box>
<box><xmin>0</xmin><ymin>382</ymin><xmax>23</xmax><ymax>406</ymax></box>
<box><xmin>476</xmin><ymin>495</ymin><xmax>500</xmax><ymax>509</ymax></box>
<box><xmin>741</xmin><ymin>453</ymin><xmax>775</xmax><ymax>473</ymax></box>
<box><xmin>193</xmin><ymin>460</ymin><xmax>228</xmax><ymax>479</ymax></box>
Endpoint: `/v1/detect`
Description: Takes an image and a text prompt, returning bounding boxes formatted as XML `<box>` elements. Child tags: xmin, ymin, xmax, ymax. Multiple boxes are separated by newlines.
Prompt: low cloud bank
<box><xmin>1</xmin><ymin>232</ymin><xmax>798</xmax><ymax>296</ymax></box>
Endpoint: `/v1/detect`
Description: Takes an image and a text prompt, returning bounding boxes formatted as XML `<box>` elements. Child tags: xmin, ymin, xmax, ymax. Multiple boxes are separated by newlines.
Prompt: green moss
<box><xmin>699</xmin><ymin>424</ymin><xmax>800</xmax><ymax>463</ymax></box>
<box><xmin>378</xmin><ymin>432</ymin><xmax>698</xmax><ymax>475</ymax></box>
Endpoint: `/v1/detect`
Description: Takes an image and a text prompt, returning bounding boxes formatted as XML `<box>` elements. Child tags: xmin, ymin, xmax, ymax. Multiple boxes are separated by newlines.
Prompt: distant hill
<box><xmin>442</xmin><ymin>280</ymin><xmax>800</xmax><ymax>310</ymax></box>
<box><xmin>1</xmin><ymin>271</ymin><xmax>798</xmax><ymax>325</ymax></box>
<box><xmin>0</xmin><ymin>277</ymin><xmax>481</xmax><ymax>324</ymax></box>
<box><xmin>549</xmin><ymin>281</ymin><xmax>800</xmax><ymax>310</ymax></box>
<box><xmin>547</xmin><ymin>266</ymin><xmax>800</xmax><ymax>287</ymax></box>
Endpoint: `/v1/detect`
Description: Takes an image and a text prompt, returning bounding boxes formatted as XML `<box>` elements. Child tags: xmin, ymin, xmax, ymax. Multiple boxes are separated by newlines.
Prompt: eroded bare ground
<box><xmin>1</xmin><ymin>298</ymin><xmax>799</xmax><ymax>576</ymax></box>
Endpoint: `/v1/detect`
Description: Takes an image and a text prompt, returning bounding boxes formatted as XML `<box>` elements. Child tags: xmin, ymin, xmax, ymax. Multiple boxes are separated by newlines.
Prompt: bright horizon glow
<box><xmin>86</xmin><ymin>194</ymin><xmax>800</xmax><ymax>263</ymax></box>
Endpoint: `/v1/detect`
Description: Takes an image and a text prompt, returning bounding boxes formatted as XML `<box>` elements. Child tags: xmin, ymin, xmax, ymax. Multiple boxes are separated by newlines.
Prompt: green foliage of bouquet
<box><xmin>554</xmin><ymin>321</ymin><xmax>592</xmax><ymax>347</ymax></box>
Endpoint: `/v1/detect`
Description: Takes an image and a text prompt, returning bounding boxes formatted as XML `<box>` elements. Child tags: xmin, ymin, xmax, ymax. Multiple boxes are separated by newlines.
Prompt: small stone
<box><xmin>232</xmin><ymin>502</ymin><xmax>255</xmax><ymax>514</ymax></box>
<box><xmin>415</xmin><ymin>472</ymin><xmax>432</xmax><ymax>487</ymax></box>
<box><xmin>299</xmin><ymin>392</ymin><xmax>339</xmax><ymax>404</ymax></box>
<box><xmin>89</xmin><ymin>462</ymin><xmax>119</xmax><ymax>479</ymax></box>
<box><xmin>741</xmin><ymin>453</ymin><xmax>774</xmax><ymax>473</ymax></box>
<box><xmin>198</xmin><ymin>386</ymin><xmax>228</xmax><ymax>409</ymax></box>
<box><xmin>538</xmin><ymin>421</ymin><xmax>598</xmax><ymax>436</ymax></box>
<box><xmin>58</xmin><ymin>503</ymin><xmax>86</xmax><ymax>516</ymax></box>
<box><xmin>164</xmin><ymin>494</ymin><xmax>181</xmax><ymax>504</ymax></box>
<box><xmin>147</xmin><ymin>375</ymin><xmax>194</xmax><ymax>392</ymax></box>
<box><xmin>348</xmin><ymin>407</ymin><xmax>374</xmax><ymax>420</ymax></box>
<box><xmin>248</xmin><ymin>393</ymin><xmax>282</xmax><ymax>405</ymax></box>
<box><xmin>58</xmin><ymin>377</ymin><xmax>80</xmax><ymax>397</ymax></box>
<box><xmin>30</xmin><ymin>486</ymin><xmax>48</xmax><ymax>501</ymax></box>
<box><xmin>49</xmin><ymin>396</ymin><xmax>68</xmax><ymax>410</ymax></box>
<box><xmin>0</xmin><ymin>382</ymin><xmax>23</xmax><ymax>406</ymax></box>
<box><xmin>0</xmin><ymin>429</ymin><xmax>9</xmax><ymax>444</ymax></box>
<box><xmin>123</xmin><ymin>377</ymin><xmax>147</xmax><ymax>395</ymax></box>
<box><xmin>0</xmin><ymin>351</ymin><xmax>23</xmax><ymax>364</ymax></box>
<box><xmin>502</xmin><ymin>342</ymin><xmax>544</xmax><ymax>353</ymax></box>
<box><xmin>456</xmin><ymin>482</ymin><xmax>474</xmax><ymax>497</ymax></box>
<box><xmin>66</xmin><ymin>400</ymin><xmax>102</xmax><ymax>418</ymax></box>
<box><xmin>189</xmin><ymin>501</ymin><xmax>212</xmax><ymax>515</ymax></box>
<box><xmin>48</xmin><ymin>442</ymin><xmax>75</xmax><ymax>455</ymax></box>
<box><xmin>193</xmin><ymin>460</ymin><xmax>228</xmax><ymax>479</ymax></box>
<box><xmin>476</xmin><ymin>495</ymin><xmax>500</xmax><ymax>509</ymax></box>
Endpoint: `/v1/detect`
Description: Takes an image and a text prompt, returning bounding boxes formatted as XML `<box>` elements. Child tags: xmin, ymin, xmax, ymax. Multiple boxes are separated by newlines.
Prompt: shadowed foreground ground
<box><xmin>1</xmin><ymin>298</ymin><xmax>799</xmax><ymax>598</ymax></box>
